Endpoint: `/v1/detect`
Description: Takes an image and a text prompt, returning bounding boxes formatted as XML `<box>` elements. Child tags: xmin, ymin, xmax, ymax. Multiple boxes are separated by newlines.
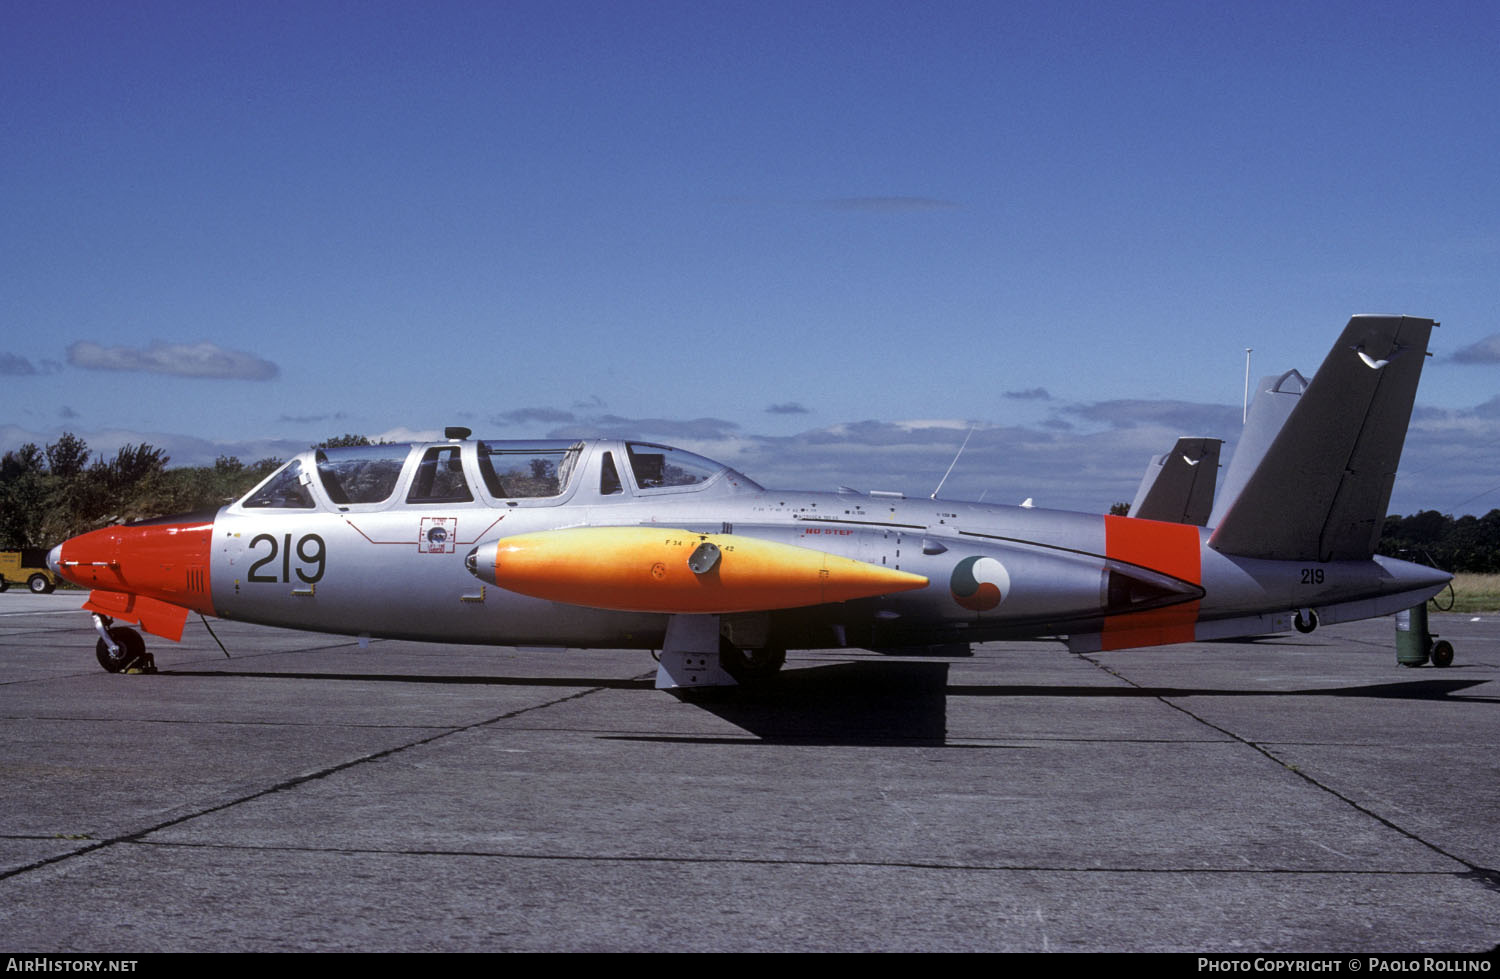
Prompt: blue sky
<box><xmin>4</xmin><ymin>1</ymin><xmax>1499</xmax><ymax>515</ymax></box>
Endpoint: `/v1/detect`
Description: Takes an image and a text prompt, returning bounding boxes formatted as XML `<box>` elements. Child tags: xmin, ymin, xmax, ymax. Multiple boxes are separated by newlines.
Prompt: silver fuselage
<box><xmin>202</xmin><ymin>437</ymin><xmax>1447</xmax><ymax>654</ymax></box>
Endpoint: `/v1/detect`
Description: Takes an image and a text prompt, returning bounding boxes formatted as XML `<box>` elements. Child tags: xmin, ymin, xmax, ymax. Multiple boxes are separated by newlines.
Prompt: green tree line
<box><xmin>1377</xmin><ymin>509</ymin><xmax>1500</xmax><ymax>573</ymax></box>
<box><xmin>0</xmin><ymin>433</ymin><xmax>281</xmax><ymax>549</ymax></box>
<box><xmin>4</xmin><ymin>433</ymin><xmax>1499</xmax><ymax>573</ymax></box>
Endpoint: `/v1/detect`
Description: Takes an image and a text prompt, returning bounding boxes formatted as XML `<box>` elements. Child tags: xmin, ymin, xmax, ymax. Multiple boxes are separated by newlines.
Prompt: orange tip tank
<box><xmin>466</xmin><ymin>527</ymin><xmax>928</xmax><ymax>614</ymax></box>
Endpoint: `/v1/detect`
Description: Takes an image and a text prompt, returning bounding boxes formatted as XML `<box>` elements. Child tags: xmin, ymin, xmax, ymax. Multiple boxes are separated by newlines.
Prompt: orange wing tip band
<box><xmin>483</xmin><ymin>526</ymin><xmax>928</xmax><ymax>614</ymax></box>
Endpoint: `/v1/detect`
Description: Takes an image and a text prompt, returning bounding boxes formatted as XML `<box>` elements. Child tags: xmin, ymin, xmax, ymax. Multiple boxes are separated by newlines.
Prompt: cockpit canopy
<box><xmin>237</xmin><ymin>438</ymin><xmax>760</xmax><ymax>511</ymax></box>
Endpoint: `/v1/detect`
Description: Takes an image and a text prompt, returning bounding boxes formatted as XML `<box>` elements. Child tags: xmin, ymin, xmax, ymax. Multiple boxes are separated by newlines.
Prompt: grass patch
<box><xmin>1438</xmin><ymin>573</ymin><xmax>1500</xmax><ymax>614</ymax></box>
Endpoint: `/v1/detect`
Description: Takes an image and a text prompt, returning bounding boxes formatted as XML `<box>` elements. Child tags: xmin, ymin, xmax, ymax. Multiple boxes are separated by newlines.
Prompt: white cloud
<box><xmin>0</xmin><ymin>424</ymin><xmax>305</xmax><ymax>469</ymax></box>
<box><xmin>494</xmin><ymin>408</ymin><xmax>577</xmax><ymax>424</ymax></box>
<box><xmin>67</xmin><ymin>340</ymin><xmax>279</xmax><ymax>380</ymax></box>
<box><xmin>369</xmin><ymin>426</ymin><xmax>444</xmax><ymax>444</ymax></box>
<box><xmin>0</xmin><ymin>353</ymin><xmax>62</xmax><ymax>376</ymax></box>
<box><xmin>1062</xmin><ymin>399</ymin><xmax>1243</xmax><ymax>435</ymax></box>
<box><xmin>553</xmin><ymin>415</ymin><xmax>742</xmax><ymax>440</ymax></box>
<box><xmin>1450</xmin><ymin>334</ymin><xmax>1500</xmax><ymax>365</ymax></box>
<box><xmin>6</xmin><ymin>397</ymin><xmax>1497</xmax><ymax>517</ymax></box>
<box><xmin>1</xmin><ymin>353</ymin><xmax>38</xmax><ymax>376</ymax></box>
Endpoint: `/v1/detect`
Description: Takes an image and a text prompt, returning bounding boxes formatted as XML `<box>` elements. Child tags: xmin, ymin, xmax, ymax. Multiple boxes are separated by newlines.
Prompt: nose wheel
<box><xmin>92</xmin><ymin>617</ymin><xmax>156</xmax><ymax>674</ymax></box>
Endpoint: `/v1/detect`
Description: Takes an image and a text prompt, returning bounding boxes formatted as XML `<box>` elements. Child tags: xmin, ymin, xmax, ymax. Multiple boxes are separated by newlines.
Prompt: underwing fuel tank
<box><xmin>466</xmin><ymin>526</ymin><xmax>929</xmax><ymax>614</ymax></box>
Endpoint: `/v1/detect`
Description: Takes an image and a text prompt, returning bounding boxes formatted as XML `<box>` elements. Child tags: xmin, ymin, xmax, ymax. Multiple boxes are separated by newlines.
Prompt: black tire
<box><xmin>28</xmin><ymin>574</ymin><xmax>54</xmax><ymax>595</ymax></box>
<box><xmin>95</xmin><ymin>627</ymin><xmax>145</xmax><ymax>673</ymax></box>
<box><xmin>1430</xmin><ymin>640</ymin><xmax>1454</xmax><ymax>668</ymax></box>
<box><xmin>0</xmin><ymin>576</ymin><xmax>8</xmax><ymax>593</ymax></box>
<box><xmin>1293</xmin><ymin>608</ymin><xmax>1318</xmax><ymax>634</ymax></box>
<box><xmin>719</xmin><ymin>642</ymin><xmax>787</xmax><ymax>682</ymax></box>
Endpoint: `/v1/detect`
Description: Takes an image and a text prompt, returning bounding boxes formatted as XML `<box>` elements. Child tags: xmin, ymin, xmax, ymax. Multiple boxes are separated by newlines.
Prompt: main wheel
<box><xmin>1293</xmin><ymin>608</ymin><xmax>1319</xmax><ymax>634</ymax></box>
<box><xmin>95</xmin><ymin>627</ymin><xmax>146</xmax><ymax>673</ymax></box>
<box><xmin>1430</xmin><ymin>640</ymin><xmax>1454</xmax><ymax>668</ymax></box>
<box><xmin>719</xmin><ymin>642</ymin><xmax>787</xmax><ymax>682</ymax></box>
<box><xmin>28</xmin><ymin>574</ymin><xmax>54</xmax><ymax>595</ymax></box>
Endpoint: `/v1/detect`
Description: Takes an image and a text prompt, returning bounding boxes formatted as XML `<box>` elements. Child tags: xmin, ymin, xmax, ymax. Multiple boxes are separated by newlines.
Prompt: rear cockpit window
<box><xmin>242</xmin><ymin>460</ymin><xmax>316</xmax><ymax>509</ymax></box>
<box><xmin>626</xmin><ymin>442</ymin><xmax>722</xmax><ymax>490</ymax></box>
<box><xmin>600</xmin><ymin>452</ymin><xmax>622</xmax><ymax>495</ymax></box>
<box><xmin>408</xmin><ymin>446</ymin><xmax>473</xmax><ymax>504</ymax></box>
<box><xmin>315</xmin><ymin>446</ymin><xmax>408</xmax><ymax>505</ymax></box>
<box><xmin>477</xmin><ymin>441</ymin><xmax>581</xmax><ymax>499</ymax></box>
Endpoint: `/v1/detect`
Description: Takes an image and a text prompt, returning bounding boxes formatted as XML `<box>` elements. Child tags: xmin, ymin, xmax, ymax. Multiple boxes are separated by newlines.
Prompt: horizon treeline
<box><xmin>3</xmin><ymin>433</ymin><xmax>1498</xmax><ymax>573</ymax></box>
<box><xmin>1377</xmin><ymin>509</ymin><xmax>1500</xmax><ymax>574</ymax></box>
<box><xmin>0</xmin><ymin>433</ymin><xmax>281</xmax><ymax>548</ymax></box>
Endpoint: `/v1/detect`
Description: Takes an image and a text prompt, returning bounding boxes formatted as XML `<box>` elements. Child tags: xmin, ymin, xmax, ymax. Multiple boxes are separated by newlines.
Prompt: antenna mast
<box><xmin>1242</xmin><ymin>347</ymin><xmax>1253</xmax><ymax>423</ymax></box>
<box><xmin>931</xmin><ymin>425</ymin><xmax>976</xmax><ymax>500</ymax></box>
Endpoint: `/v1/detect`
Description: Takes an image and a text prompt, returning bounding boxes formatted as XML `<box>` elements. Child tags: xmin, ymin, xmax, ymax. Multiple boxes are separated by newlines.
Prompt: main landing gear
<box><xmin>718</xmin><ymin>641</ymin><xmax>787</xmax><ymax>683</ymax></box>
<box><xmin>92</xmin><ymin>613</ymin><xmax>156</xmax><ymax>674</ymax></box>
<box><xmin>653</xmin><ymin>614</ymin><xmax>788</xmax><ymax>689</ymax></box>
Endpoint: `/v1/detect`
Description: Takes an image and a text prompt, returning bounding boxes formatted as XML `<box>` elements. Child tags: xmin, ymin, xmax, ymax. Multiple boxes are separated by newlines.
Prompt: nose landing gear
<box><xmin>91</xmin><ymin>614</ymin><xmax>156</xmax><ymax>674</ymax></box>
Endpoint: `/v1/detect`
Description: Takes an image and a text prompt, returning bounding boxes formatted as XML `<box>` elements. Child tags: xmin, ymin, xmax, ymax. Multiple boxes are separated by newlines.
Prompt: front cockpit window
<box><xmin>626</xmin><ymin>442</ymin><xmax>725</xmax><ymax>490</ymax></box>
<box><xmin>242</xmin><ymin>459</ymin><xmax>316</xmax><ymax>509</ymax></box>
<box><xmin>315</xmin><ymin>445</ymin><xmax>408</xmax><ymax>505</ymax></box>
<box><xmin>476</xmin><ymin>441</ymin><xmax>581</xmax><ymax>499</ymax></box>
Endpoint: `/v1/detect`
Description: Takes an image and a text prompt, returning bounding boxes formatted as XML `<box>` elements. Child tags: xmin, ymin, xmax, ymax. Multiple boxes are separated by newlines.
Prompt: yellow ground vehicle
<box><xmin>0</xmin><ymin>549</ymin><xmax>58</xmax><ymax>594</ymax></box>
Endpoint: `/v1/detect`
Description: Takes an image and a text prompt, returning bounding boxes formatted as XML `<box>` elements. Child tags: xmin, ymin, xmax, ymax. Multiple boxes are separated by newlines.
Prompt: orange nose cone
<box><xmin>52</xmin><ymin>526</ymin><xmax>124</xmax><ymax>591</ymax></box>
<box><xmin>484</xmin><ymin>527</ymin><xmax>928</xmax><ymax>614</ymax></box>
<box><xmin>53</xmin><ymin>518</ymin><xmax>216</xmax><ymax>615</ymax></box>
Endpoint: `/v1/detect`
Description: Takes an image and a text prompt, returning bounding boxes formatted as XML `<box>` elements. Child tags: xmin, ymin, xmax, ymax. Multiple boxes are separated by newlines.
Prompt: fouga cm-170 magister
<box><xmin>48</xmin><ymin>315</ymin><xmax>1452</xmax><ymax>688</ymax></box>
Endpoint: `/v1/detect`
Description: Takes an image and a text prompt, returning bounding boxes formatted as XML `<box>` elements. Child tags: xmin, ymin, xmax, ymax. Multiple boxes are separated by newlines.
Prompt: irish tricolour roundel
<box><xmin>949</xmin><ymin>556</ymin><xmax>1010</xmax><ymax>611</ymax></box>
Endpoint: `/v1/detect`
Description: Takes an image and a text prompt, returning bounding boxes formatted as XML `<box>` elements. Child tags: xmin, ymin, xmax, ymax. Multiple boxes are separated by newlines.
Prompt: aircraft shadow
<box><xmin>659</xmin><ymin>661</ymin><xmax>951</xmax><ymax>745</ymax></box>
<box><xmin>631</xmin><ymin>664</ymin><xmax>1495</xmax><ymax>746</ymax></box>
<box><xmin>163</xmin><ymin>669</ymin><xmax>654</xmax><ymax>690</ymax></box>
<box><xmin>943</xmin><ymin>676</ymin><xmax>1495</xmax><ymax>703</ymax></box>
<box><xmin>163</xmin><ymin>664</ymin><xmax>1493</xmax><ymax>749</ymax></box>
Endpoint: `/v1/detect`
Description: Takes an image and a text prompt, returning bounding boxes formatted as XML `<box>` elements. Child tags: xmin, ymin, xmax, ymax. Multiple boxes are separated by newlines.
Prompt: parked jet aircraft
<box><xmin>48</xmin><ymin>315</ymin><xmax>1452</xmax><ymax>687</ymax></box>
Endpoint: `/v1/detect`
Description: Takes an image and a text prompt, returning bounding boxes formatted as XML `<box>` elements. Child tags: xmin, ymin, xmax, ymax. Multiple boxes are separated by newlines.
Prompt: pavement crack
<box><xmin>1079</xmin><ymin>653</ymin><xmax>1498</xmax><ymax>896</ymax></box>
<box><xmin>73</xmin><ymin>838</ymin><xmax>1500</xmax><ymax>878</ymax></box>
<box><xmin>0</xmin><ymin>683</ymin><xmax>612</xmax><ymax>883</ymax></box>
